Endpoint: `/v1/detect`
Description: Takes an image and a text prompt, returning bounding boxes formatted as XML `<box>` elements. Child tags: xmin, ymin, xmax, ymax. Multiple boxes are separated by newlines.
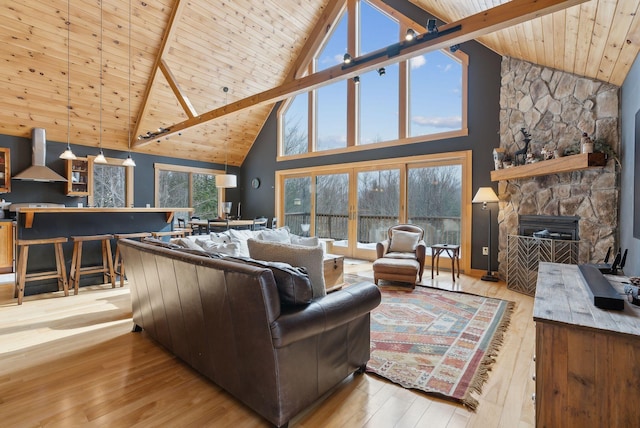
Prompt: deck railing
<box><xmin>284</xmin><ymin>212</ymin><xmax>461</xmax><ymax>246</ymax></box>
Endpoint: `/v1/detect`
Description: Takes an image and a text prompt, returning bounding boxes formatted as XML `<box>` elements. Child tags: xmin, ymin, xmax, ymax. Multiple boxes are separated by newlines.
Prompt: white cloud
<box><xmin>333</xmin><ymin>54</ymin><xmax>344</xmax><ymax>65</ymax></box>
<box><xmin>437</xmin><ymin>64</ymin><xmax>453</xmax><ymax>72</ymax></box>
<box><xmin>410</xmin><ymin>55</ymin><xmax>427</xmax><ymax>69</ymax></box>
<box><xmin>411</xmin><ymin>116</ymin><xmax>462</xmax><ymax>129</ymax></box>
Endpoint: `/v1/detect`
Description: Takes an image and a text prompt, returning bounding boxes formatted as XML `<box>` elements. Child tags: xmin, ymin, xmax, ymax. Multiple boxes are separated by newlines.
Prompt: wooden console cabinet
<box><xmin>534</xmin><ymin>263</ymin><xmax>640</xmax><ymax>427</ymax></box>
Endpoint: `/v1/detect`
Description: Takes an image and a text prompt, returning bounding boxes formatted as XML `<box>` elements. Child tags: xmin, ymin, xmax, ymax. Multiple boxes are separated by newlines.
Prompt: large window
<box><xmin>154</xmin><ymin>163</ymin><xmax>224</xmax><ymax>220</ymax></box>
<box><xmin>88</xmin><ymin>156</ymin><xmax>134</xmax><ymax>208</ymax></box>
<box><xmin>278</xmin><ymin>0</ymin><xmax>467</xmax><ymax>158</ymax></box>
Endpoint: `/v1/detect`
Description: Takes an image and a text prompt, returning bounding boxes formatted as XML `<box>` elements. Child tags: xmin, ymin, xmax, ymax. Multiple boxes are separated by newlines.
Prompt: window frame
<box><xmin>87</xmin><ymin>155</ymin><xmax>134</xmax><ymax>208</ymax></box>
<box><xmin>276</xmin><ymin>0</ymin><xmax>468</xmax><ymax>161</ymax></box>
<box><xmin>154</xmin><ymin>163</ymin><xmax>226</xmax><ymax>216</ymax></box>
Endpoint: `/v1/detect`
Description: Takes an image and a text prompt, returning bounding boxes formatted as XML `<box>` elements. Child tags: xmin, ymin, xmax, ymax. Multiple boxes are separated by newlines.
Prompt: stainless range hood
<box><xmin>12</xmin><ymin>128</ymin><xmax>68</xmax><ymax>182</ymax></box>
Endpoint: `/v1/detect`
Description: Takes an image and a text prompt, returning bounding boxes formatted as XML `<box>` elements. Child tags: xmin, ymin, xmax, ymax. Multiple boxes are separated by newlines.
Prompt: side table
<box><xmin>431</xmin><ymin>244</ymin><xmax>460</xmax><ymax>282</ymax></box>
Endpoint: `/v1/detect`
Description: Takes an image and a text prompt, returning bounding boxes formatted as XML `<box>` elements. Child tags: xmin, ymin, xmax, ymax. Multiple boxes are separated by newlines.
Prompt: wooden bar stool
<box><xmin>114</xmin><ymin>232</ymin><xmax>152</xmax><ymax>287</ymax></box>
<box><xmin>14</xmin><ymin>237</ymin><xmax>69</xmax><ymax>305</ymax></box>
<box><xmin>151</xmin><ymin>230</ymin><xmax>185</xmax><ymax>239</ymax></box>
<box><xmin>69</xmin><ymin>234</ymin><xmax>116</xmax><ymax>294</ymax></box>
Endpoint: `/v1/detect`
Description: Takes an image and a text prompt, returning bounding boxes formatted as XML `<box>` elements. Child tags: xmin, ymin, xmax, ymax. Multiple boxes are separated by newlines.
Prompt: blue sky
<box><xmin>288</xmin><ymin>0</ymin><xmax>463</xmax><ymax>150</ymax></box>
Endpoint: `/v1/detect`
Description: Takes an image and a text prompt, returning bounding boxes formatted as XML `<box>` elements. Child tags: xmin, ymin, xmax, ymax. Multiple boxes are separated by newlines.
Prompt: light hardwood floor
<box><xmin>0</xmin><ymin>263</ymin><xmax>535</xmax><ymax>427</ymax></box>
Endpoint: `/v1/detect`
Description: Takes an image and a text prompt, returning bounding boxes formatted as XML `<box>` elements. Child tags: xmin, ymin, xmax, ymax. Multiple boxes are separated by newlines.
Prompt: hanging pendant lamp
<box><xmin>59</xmin><ymin>0</ymin><xmax>76</xmax><ymax>161</ymax></box>
<box><xmin>122</xmin><ymin>0</ymin><xmax>135</xmax><ymax>167</ymax></box>
<box><xmin>215</xmin><ymin>86</ymin><xmax>237</xmax><ymax>188</ymax></box>
<box><xmin>94</xmin><ymin>0</ymin><xmax>107</xmax><ymax>164</ymax></box>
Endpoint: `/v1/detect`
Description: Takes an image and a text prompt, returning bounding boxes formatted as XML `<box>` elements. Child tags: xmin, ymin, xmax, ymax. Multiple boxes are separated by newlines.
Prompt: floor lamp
<box><xmin>472</xmin><ymin>187</ymin><xmax>500</xmax><ymax>282</ymax></box>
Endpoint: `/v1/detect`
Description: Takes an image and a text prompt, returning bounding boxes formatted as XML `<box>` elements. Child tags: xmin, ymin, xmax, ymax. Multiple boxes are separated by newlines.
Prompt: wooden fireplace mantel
<box><xmin>490</xmin><ymin>152</ymin><xmax>606</xmax><ymax>182</ymax></box>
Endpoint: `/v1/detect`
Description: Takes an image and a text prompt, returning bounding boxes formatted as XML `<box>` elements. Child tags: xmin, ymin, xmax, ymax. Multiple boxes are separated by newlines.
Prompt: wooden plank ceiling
<box><xmin>0</xmin><ymin>0</ymin><xmax>638</xmax><ymax>166</ymax></box>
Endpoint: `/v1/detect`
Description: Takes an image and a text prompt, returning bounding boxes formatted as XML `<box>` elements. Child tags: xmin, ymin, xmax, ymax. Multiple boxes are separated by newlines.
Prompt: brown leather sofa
<box><xmin>118</xmin><ymin>238</ymin><xmax>381</xmax><ymax>428</ymax></box>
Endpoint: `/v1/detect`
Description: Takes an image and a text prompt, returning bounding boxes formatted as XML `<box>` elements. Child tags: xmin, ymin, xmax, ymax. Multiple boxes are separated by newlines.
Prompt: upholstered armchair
<box><xmin>373</xmin><ymin>224</ymin><xmax>426</xmax><ymax>286</ymax></box>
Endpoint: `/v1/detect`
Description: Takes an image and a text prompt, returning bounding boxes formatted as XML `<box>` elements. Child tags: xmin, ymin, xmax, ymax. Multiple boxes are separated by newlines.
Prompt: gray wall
<box><xmin>0</xmin><ymin>133</ymin><xmax>237</xmax><ymax>209</ymax></box>
<box><xmin>240</xmin><ymin>5</ymin><xmax>502</xmax><ymax>271</ymax></box>
<box><xmin>619</xmin><ymin>52</ymin><xmax>640</xmax><ymax>275</ymax></box>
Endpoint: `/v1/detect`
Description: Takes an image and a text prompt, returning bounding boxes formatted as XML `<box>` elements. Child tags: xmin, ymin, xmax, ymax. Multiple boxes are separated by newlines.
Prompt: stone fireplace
<box><xmin>496</xmin><ymin>57</ymin><xmax>620</xmax><ymax>279</ymax></box>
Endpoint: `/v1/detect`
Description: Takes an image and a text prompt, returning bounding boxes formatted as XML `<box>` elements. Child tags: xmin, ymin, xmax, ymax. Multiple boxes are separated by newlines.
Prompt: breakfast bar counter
<box><xmin>15</xmin><ymin>207</ymin><xmax>192</xmax><ymax>296</ymax></box>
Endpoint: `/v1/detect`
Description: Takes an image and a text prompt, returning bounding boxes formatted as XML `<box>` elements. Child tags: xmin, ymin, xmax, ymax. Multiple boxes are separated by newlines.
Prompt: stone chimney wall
<box><xmin>497</xmin><ymin>57</ymin><xmax>620</xmax><ymax>278</ymax></box>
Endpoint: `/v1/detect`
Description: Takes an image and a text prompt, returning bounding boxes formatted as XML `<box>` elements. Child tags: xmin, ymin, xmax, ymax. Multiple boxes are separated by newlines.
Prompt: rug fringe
<box><xmin>462</xmin><ymin>300</ymin><xmax>516</xmax><ymax>411</ymax></box>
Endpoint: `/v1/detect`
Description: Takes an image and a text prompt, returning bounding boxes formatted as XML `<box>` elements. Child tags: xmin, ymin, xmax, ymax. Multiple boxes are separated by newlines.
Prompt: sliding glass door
<box><xmin>277</xmin><ymin>151</ymin><xmax>471</xmax><ymax>269</ymax></box>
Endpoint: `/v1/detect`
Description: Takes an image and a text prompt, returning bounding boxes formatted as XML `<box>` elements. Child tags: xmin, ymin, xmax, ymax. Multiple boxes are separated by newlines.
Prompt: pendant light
<box><xmin>94</xmin><ymin>0</ymin><xmax>107</xmax><ymax>164</ymax></box>
<box><xmin>215</xmin><ymin>86</ymin><xmax>237</xmax><ymax>188</ymax></box>
<box><xmin>59</xmin><ymin>0</ymin><xmax>76</xmax><ymax>161</ymax></box>
<box><xmin>122</xmin><ymin>0</ymin><xmax>135</xmax><ymax>167</ymax></box>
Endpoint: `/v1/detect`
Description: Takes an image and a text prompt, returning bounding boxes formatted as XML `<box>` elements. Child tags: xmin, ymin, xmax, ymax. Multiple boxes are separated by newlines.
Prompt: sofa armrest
<box><xmin>416</xmin><ymin>240</ymin><xmax>426</xmax><ymax>263</ymax></box>
<box><xmin>270</xmin><ymin>282</ymin><xmax>381</xmax><ymax>348</ymax></box>
<box><xmin>376</xmin><ymin>239</ymin><xmax>390</xmax><ymax>258</ymax></box>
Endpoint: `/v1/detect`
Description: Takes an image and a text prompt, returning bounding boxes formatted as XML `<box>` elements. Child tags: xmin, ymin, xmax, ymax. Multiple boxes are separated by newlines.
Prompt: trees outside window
<box><xmin>278</xmin><ymin>0</ymin><xmax>467</xmax><ymax>158</ymax></box>
<box><xmin>155</xmin><ymin>164</ymin><xmax>223</xmax><ymax>220</ymax></box>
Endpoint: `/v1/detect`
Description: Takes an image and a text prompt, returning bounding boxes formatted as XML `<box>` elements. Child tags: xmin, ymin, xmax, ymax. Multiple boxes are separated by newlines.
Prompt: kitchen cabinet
<box><xmin>66</xmin><ymin>157</ymin><xmax>92</xmax><ymax>196</ymax></box>
<box><xmin>0</xmin><ymin>147</ymin><xmax>10</xmax><ymax>193</ymax></box>
<box><xmin>0</xmin><ymin>221</ymin><xmax>13</xmax><ymax>273</ymax></box>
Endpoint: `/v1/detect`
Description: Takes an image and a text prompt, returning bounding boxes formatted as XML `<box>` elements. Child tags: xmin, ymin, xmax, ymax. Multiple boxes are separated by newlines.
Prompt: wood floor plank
<box><xmin>0</xmin><ymin>261</ymin><xmax>536</xmax><ymax>427</ymax></box>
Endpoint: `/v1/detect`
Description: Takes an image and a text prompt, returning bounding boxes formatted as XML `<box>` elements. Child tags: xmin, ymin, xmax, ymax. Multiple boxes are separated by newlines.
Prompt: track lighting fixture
<box><xmin>353</xmin><ymin>76</ymin><xmax>360</xmax><ymax>84</ymax></box>
<box><xmin>377</xmin><ymin>68</ymin><xmax>385</xmax><ymax>76</ymax></box>
<box><xmin>343</xmin><ymin>53</ymin><xmax>352</xmax><ymax>64</ymax></box>
<box><xmin>405</xmin><ymin>28</ymin><xmax>417</xmax><ymax>41</ymax></box>
<box><xmin>427</xmin><ymin>19</ymin><xmax>438</xmax><ymax>34</ymax></box>
<box><xmin>449</xmin><ymin>44</ymin><xmax>460</xmax><ymax>53</ymax></box>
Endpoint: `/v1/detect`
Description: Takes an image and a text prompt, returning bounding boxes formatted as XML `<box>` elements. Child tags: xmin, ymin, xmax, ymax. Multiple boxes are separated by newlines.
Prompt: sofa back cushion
<box><xmin>247</xmin><ymin>238</ymin><xmax>326</xmax><ymax>299</ymax></box>
<box><xmin>227</xmin><ymin>256</ymin><xmax>313</xmax><ymax>306</ymax></box>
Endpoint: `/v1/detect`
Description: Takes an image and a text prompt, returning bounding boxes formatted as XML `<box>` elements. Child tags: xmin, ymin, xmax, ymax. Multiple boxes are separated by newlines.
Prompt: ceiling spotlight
<box><xmin>343</xmin><ymin>53</ymin><xmax>352</xmax><ymax>64</ymax></box>
<box><xmin>449</xmin><ymin>44</ymin><xmax>460</xmax><ymax>53</ymax></box>
<box><xmin>353</xmin><ymin>76</ymin><xmax>360</xmax><ymax>84</ymax></box>
<box><xmin>427</xmin><ymin>19</ymin><xmax>438</xmax><ymax>34</ymax></box>
<box><xmin>377</xmin><ymin>68</ymin><xmax>386</xmax><ymax>76</ymax></box>
<box><xmin>405</xmin><ymin>28</ymin><xmax>417</xmax><ymax>41</ymax></box>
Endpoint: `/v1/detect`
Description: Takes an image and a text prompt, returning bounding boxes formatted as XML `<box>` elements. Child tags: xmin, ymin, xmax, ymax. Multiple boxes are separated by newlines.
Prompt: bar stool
<box><xmin>14</xmin><ymin>237</ymin><xmax>69</xmax><ymax>305</ymax></box>
<box><xmin>151</xmin><ymin>230</ymin><xmax>185</xmax><ymax>239</ymax></box>
<box><xmin>69</xmin><ymin>234</ymin><xmax>116</xmax><ymax>294</ymax></box>
<box><xmin>113</xmin><ymin>232</ymin><xmax>152</xmax><ymax>287</ymax></box>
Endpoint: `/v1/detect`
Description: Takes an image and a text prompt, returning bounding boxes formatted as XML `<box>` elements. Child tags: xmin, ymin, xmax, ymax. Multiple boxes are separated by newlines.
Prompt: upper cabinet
<box><xmin>66</xmin><ymin>157</ymin><xmax>92</xmax><ymax>196</ymax></box>
<box><xmin>0</xmin><ymin>147</ymin><xmax>10</xmax><ymax>193</ymax></box>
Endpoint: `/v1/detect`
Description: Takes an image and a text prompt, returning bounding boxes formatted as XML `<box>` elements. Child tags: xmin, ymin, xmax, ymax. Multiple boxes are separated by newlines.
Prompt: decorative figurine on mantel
<box><xmin>581</xmin><ymin>132</ymin><xmax>594</xmax><ymax>154</ymax></box>
<box><xmin>514</xmin><ymin>128</ymin><xmax>532</xmax><ymax>166</ymax></box>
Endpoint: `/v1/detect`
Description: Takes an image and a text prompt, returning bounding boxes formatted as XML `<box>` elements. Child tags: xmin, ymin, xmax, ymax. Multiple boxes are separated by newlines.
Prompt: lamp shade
<box><xmin>216</xmin><ymin>173</ymin><xmax>237</xmax><ymax>188</ymax></box>
<box><xmin>59</xmin><ymin>148</ymin><xmax>77</xmax><ymax>160</ymax></box>
<box><xmin>472</xmin><ymin>187</ymin><xmax>499</xmax><ymax>204</ymax></box>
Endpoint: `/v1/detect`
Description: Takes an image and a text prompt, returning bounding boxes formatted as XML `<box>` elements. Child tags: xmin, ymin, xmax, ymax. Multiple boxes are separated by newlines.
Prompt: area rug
<box><xmin>364</xmin><ymin>281</ymin><xmax>514</xmax><ymax>410</ymax></box>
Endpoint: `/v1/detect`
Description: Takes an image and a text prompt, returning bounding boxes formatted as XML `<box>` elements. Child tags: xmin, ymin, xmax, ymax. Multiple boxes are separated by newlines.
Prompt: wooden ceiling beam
<box><xmin>130</xmin><ymin>0</ymin><xmax>188</xmax><ymax>147</ymax></box>
<box><xmin>159</xmin><ymin>59</ymin><xmax>198</xmax><ymax>119</ymax></box>
<box><xmin>133</xmin><ymin>0</ymin><xmax>589</xmax><ymax>148</ymax></box>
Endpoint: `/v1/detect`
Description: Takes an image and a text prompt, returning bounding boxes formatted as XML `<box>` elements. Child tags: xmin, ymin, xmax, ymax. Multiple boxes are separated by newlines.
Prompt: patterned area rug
<box><xmin>363</xmin><ymin>280</ymin><xmax>514</xmax><ymax>410</ymax></box>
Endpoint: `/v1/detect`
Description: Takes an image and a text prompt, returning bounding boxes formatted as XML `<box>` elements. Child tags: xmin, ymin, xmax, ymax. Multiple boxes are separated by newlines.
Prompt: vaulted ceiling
<box><xmin>0</xmin><ymin>0</ymin><xmax>638</xmax><ymax>166</ymax></box>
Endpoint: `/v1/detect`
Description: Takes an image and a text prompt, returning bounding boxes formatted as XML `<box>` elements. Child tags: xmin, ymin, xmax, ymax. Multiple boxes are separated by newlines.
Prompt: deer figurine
<box><xmin>514</xmin><ymin>128</ymin><xmax>532</xmax><ymax>166</ymax></box>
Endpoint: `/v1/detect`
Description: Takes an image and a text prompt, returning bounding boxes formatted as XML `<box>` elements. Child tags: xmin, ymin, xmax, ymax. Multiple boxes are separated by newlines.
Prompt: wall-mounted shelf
<box><xmin>490</xmin><ymin>152</ymin><xmax>606</xmax><ymax>182</ymax></box>
<box><xmin>66</xmin><ymin>157</ymin><xmax>92</xmax><ymax>196</ymax></box>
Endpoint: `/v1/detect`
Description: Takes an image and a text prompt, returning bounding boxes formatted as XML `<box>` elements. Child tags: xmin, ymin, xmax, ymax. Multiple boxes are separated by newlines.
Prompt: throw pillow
<box><xmin>290</xmin><ymin>235</ymin><xmax>319</xmax><ymax>247</ymax></box>
<box><xmin>227</xmin><ymin>256</ymin><xmax>313</xmax><ymax>306</ymax></box>
<box><xmin>228</xmin><ymin>228</ymin><xmax>255</xmax><ymax>257</ymax></box>
<box><xmin>202</xmin><ymin>241</ymin><xmax>238</xmax><ymax>256</ymax></box>
<box><xmin>247</xmin><ymin>238</ymin><xmax>326</xmax><ymax>299</ymax></box>
<box><xmin>257</xmin><ymin>227</ymin><xmax>291</xmax><ymax>243</ymax></box>
<box><xmin>389</xmin><ymin>229</ymin><xmax>421</xmax><ymax>252</ymax></box>
<box><xmin>209</xmin><ymin>231</ymin><xmax>231</xmax><ymax>244</ymax></box>
<box><xmin>172</xmin><ymin>237</ymin><xmax>203</xmax><ymax>251</ymax></box>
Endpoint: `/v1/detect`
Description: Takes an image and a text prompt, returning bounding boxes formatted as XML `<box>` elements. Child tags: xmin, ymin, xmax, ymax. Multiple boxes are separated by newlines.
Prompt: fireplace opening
<box><xmin>518</xmin><ymin>215</ymin><xmax>580</xmax><ymax>241</ymax></box>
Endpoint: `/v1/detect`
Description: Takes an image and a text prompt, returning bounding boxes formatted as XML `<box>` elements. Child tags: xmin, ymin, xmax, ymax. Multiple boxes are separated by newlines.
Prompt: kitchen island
<box><xmin>15</xmin><ymin>207</ymin><xmax>192</xmax><ymax>295</ymax></box>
